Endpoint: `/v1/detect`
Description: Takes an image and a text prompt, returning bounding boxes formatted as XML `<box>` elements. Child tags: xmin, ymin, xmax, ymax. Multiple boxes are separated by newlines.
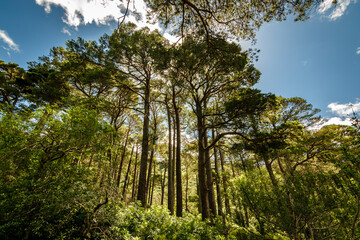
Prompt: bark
<box><xmin>147</xmin><ymin>148</ymin><xmax>155</xmax><ymax>205</ymax></box>
<box><xmin>197</xmin><ymin>176</ymin><xmax>202</xmax><ymax>213</ymax></box>
<box><xmin>173</xmin><ymin>88</ymin><xmax>183</xmax><ymax>217</ymax></box>
<box><xmin>219</xmin><ymin>149</ymin><xmax>230</xmax><ymax>215</ymax></box>
<box><xmin>212</xmin><ymin>130</ymin><xmax>223</xmax><ymax>217</ymax></box>
<box><xmin>204</xmin><ymin>132</ymin><xmax>217</xmax><ymax>218</ymax></box>
<box><xmin>185</xmin><ymin>170</ymin><xmax>189</xmax><ymax>212</ymax></box>
<box><xmin>146</xmin><ymin>113</ymin><xmax>157</xmax><ymax>204</ymax></box>
<box><xmin>137</xmin><ymin>77</ymin><xmax>151</xmax><ymax>206</ymax></box>
<box><xmin>117</xmin><ymin>126</ymin><xmax>131</xmax><ymax>188</ymax></box>
<box><xmin>165</xmin><ymin>97</ymin><xmax>175</xmax><ymax>214</ymax></box>
<box><xmin>197</xmin><ymin>107</ymin><xmax>210</xmax><ymax>219</ymax></box>
<box><xmin>122</xmin><ymin>144</ymin><xmax>135</xmax><ymax>200</ymax></box>
<box><xmin>263</xmin><ymin>156</ymin><xmax>278</xmax><ymax>190</ymax></box>
<box><xmin>161</xmin><ymin>160</ymin><xmax>167</xmax><ymax>205</ymax></box>
<box><xmin>150</xmin><ymin>162</ymin><xmax>156</xmax><ymax>205</ymax></box>
<box><xmin>131</xmin><ymin>147</ymin><xmax>139</xmax><ymax>201</ymax></box>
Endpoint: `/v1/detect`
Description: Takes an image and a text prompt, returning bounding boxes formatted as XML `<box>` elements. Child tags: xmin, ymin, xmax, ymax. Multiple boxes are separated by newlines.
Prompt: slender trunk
<box><xmin>122</xmin><ymin>144</ymin><xmax>135</xmax><ymax>200</ymax></box>
<box><xmin>229</xmin><ymin>156</ymin><xmax>236</xmax><ymax>178</ymax></box>
<box><xmin>147</xmin><ymin>148</ymin><xmax>155</xmax><ymax>205</ymax></box>
<box><xmin>150</xmin><ymin>162</ymin><xmax>156</xmax><ymax>205</ymax></box>
<box><xmin>186</xmin><ymin>173</ymin><xmax>189</xmax><ymax>212</ymax></box>
<box><xmin>197</xmin><ymin>176</ymin><xmax>202</xmax><ymax>213</ymax></box>
<box><xmin>161</xmin><ymin>161</ymin><xmax>167</xmax><ymax>205</ymax></box>
<box><xmin>219</xmin><ymin>149</ymin><xmax>230</xmax><ymax>215</ymax></box>
<box><xmin>197</xmin><ymin>105</ymin><xmax>210</xmax><ymax>219</ymax></box>
<box><xmin>165</xmin><ymin>97</ymin><xmax>174</xmax><ymax>214</ymax></box>
<box><xmin>263</xmin><ymin>156</ymin><xmax>278</xmax><ymax>189</ymax></box>
<box><xmin>112</xmin><ymin>148</ymin><xmax>119</xmax><ymax>182</ymax></box>
<box><xmin>131</xmin><ymin>147</ymin><xmax>139</xmax><ymax>202</ymax></box>
<box><xmin>204</xmin><ymin>131</ymin><xmax>217</xmax><ymax>218</ymax></box>
<box><xmin>146</xmin><ymin>115</ymin><xmax>157</xmax><ymax>204</ymax></box>
<box><xmin>117</xmin><ymin>127</ymin><xmax>131</xmax><ymax>188</ymax></box>
<box><xmin>137</xmin><ymin>78</ymin><xmax>151</xmax><ymax>206</ymax></box>
<box><xmin>173</xmin><ymin>88</ymin><xmax>183</xmax><ymax>217</ymax></box>
<box><xmin>212</xmin><ymin>130</ymin><xmax>223</xmax><ymax>217</ymax></box>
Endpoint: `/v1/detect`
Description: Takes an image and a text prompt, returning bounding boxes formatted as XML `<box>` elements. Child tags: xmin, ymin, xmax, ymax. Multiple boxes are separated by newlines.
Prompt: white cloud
<box><xmin>62</xmin><ymin>27</ymin><xmax>71</xmax><ymax>36</ymax></box>
<box><xmin>318</xmin><ymin>0</ymin><xmax>356</xmax><ymax>20</ymax></box>
<box><xmin>35</xmin><ymin>0</ymin><xmax>177</xmax><ymax>42</ymax></box>
<box><xmin>0</xmin><ymin>30</ymin><xmax>19</xmax><ymax>52</ymax></box>
<box><xmin>36</xmin><ymin>0</ymin><xmax>152</xmax><ymax>29</ymax></box>
<box><xmin>357</xmin><ymin>47</ymin><xmax>360</xmax><ymax>54</ymax></box>
<box><xmin>322</xmin><ymin>117</ymin><xmax>353</xmax><ymax>126</ymax></box>
<box><xmin>310</xmin><ymin>100</ymin><xmax>360</xmax><ymax>130</ymax></box>
<box><xmin>308</xmin><ymin>117</ymin><xmax>352</xmax><ymax>131</ymax></box>
<box><xmin>328</xmin><ymin>101</ymin><xmax>360</xmax><ymax>117</ymax></box>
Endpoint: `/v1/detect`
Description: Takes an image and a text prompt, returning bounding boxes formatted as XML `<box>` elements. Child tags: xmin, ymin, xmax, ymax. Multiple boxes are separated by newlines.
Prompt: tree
<box><xmin>0</xmin><ymin>61</ymin><xmax>29</xmax><ymax>111</ymax></box>
<box><xmin>107</xmin><ymin>23</ymin><xmax>168</xmax><ymax>206</ymax></box>
<box><xmin>164</xmin><ymin>34</ymin><xmax>259</xmax><ymax>219</ymax></box>
<box><xmin>145</xmin><ymin>0</ymin><xmax>325</xmax><ymax>40</ymax></box>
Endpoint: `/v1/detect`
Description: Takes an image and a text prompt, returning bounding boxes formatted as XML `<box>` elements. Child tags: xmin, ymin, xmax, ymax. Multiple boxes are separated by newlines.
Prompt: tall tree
<box><xmin>145</xmin><ymin>0</ymin><xmax>327</xmax><ymax>40</ymax></box>
<box><xmin>107</xmin><ymin>23</ymin><xmax>168</xmax><ymax>206</ymax></box>
<box><xmin>165</xmin><ymin>35</ymin><xmax>259</xmax><ymax>219</ymax></box>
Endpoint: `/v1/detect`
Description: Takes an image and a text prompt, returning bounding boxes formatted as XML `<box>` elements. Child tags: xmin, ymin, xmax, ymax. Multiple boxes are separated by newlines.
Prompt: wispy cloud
<box><xmin>62</xmin><ymin>27</ymin><xmax>71</xmax><ymax>36</ymax></box>
<box><xmin>318</xmin><ymin>0</ymin><xmax>356</xmax><ymax>20</ymax></box>
<box><xmin>357</xmin><ymin>47</ymin><xmax>360</xmax><ymax>54</ymax></box>
<box><xmin>35</xmin><ymin>0</ymin><xmax>177</xmax><ymax>42</ymax></box>
<box><xmin>0</xmin><ymin>29</ymin><xmax>19</xmax><ymax>52</ymax></box>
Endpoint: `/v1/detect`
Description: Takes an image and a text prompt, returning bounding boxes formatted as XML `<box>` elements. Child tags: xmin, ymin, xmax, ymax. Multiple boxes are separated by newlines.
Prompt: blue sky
<box><xmin>1</xmin><ymin>0</ymin><xmax>359</xmax><ymax>126</ymax></box>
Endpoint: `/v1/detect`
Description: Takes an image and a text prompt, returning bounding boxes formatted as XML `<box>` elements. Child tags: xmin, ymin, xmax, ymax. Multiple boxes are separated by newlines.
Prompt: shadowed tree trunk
<box><xmin>204</xmin><ymin>131</ymin><xmax>217</xmax><ymax>218</ymax></box>
<box><xmin>161</xmin><ymin>160</ymin><xmax>167</xmax><ymax>205</ymax></box>
<box><xmin>137</xmin><ymin>77</ymin><xmax>151</xmax><ymax>206</ymax></box>
<box><xmin>122</xmin><ymin>144</ymin><xmax>135</xmax><ymax>200</ymax></box>
<box><xmin>146</xmin><ymin>113</ymin><xmax>157</xmax><ymax>205</ymax></box>
<box><xmin>131</xmin><ymin>147</ymin><xmax>139</xmax><ymax>202</ymax></box>
<box><xmin>173</xmin><ymin>87</ymin><xmax>183</xmax><ymax>217</ymax></box>
<box><xmin>165</xmin><ymin>96</ymin><xmax>175</xmax><ymax>214</ymax></box>
<box><xmin>150</xmin><ymin>162</ymin><xmax>156</xmax><ymax>205</ymax></box>
<box><xmin>117</xmin><ymin>126</ymin><xmax>131</xmax><ymax>189</ymax></box>
<box><xmin>212</xmin><ymin>130</ymin><xmax>223</xmax><ymax>217</ymax></box>
<box><xmin>219</xmin><ymin>149</ymin><xmax>230</xmax><ymax>216</ymax></box>
<box><xmin>196</xmin><ymin>105</ymin><xmax>210</xmax><ymax>219</ymax></box>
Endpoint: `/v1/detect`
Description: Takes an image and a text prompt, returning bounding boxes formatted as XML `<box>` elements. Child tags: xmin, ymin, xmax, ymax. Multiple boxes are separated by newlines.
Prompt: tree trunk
<box><xmin>173</xmin><ymin>88</ymin><xmax>183</xmax><ymax>217</ymax></box>
<box><xmin>204</xmin><ymin>131</ymin><xmax>217</xmax><ymax>218</ymax></box>
<box><xmin>122</xmin><ymin>144</ymin><xmax>135</xmax><ymax>200</ymax></box>
<box><xmin>146</xmin><ymin>113</ymin><xmax>157</xmax><ymax>205</ymax></box>
<box><xmin>150</xmin><ymin>162</ymin><xmax>156</xmax><ymax>205</ymax></box>
<box><xmin>147</xmin><ymin>148</ymin><xmax>155</xmax><ymax>205</ymax></box>
<box><xmin>131</xmin><ymin>147</ymin><xmax>139</xmax><ymax>202</ymax></box>
<box><xmin>196</xmin><ymin>107</ymin><xmax>210</xmax><ymax>219</ymax></box>
<box><xmin>117</xmin><ymin>126</ymin><xmax>131</xmax><ymax>188</ymax></box>
<box><xmin>161</xmin><ymin>160</ymin><xmax>167</xmax><ymax>205</ymax></box>
<box><xmin>212</xmin><ymin>130</ymin><xmax>223</xmax><ymax>217</ymax></box>
<box><xmin>219</xmin><ymin>149</ymin><xmax>230</xmax><ymax>216</ymax></box>
<box><xmin>165</xmin><ymin>96</ymin><xmax>175</xmax><ymax>214</ymax></box>
<box><xmin>197</xmin><ymin>176</ymin><xmax>202</xmax><ymax>213</ymax></box>
<box><xmin>137</xmin><ymin>77</ymin><xmax>151</xmax><ymax>206</ymax></box>
<box><xmin>263</xmin><ymin>156</ymin><xmax>278</xmax><ymax>190</ymax></box>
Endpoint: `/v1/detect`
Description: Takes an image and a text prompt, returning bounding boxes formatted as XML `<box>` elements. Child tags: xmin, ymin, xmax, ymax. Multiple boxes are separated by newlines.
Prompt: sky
<box><xmin>0</xmin><ymin>0</ymin><xmax>359</xmax><ymax>126</ymax></box>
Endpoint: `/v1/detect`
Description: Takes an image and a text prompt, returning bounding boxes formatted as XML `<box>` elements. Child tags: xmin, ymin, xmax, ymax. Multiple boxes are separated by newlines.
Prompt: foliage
<box><xmin>0</xmin><ymin>11</ymin><xmax>358</xmax><ymax>238</ymax></box>
<box><xmin>0</xmin><ymin>106</ymin><xmax>114</xmax><ymax>239</ymax></box>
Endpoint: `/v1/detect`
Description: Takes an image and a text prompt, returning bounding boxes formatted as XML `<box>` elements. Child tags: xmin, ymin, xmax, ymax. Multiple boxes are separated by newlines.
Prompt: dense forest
<box><xmin>1</xmin><ymin>0</ymin><xmax>359</xmax><ymax>239</ymax></box>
